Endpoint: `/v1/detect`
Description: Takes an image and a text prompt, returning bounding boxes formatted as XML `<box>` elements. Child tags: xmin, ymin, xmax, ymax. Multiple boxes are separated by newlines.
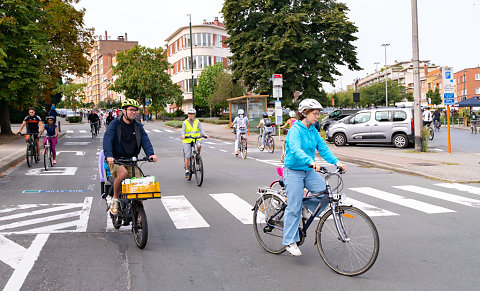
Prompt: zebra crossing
<box><xmin>105</xmin><ymin>183</ymin><xmax>480</xmax><ymax>232</ymax></box>
<box><xmin>0</xmin><ymin>197</ymin><xmax>92</xmax><ymax>235</ymax></box>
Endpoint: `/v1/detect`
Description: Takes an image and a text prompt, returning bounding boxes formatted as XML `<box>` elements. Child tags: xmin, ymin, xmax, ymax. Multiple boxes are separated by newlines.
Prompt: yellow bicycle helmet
<box><xmin>121</xmin><ymin>98</ymin><xmax>140</xmax><ymax>109</ymax></box>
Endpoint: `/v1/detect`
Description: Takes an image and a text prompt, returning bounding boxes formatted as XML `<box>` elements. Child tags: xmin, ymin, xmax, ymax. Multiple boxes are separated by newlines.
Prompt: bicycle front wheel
<box><xmin>257</xmin><ymin>135</ymin><xmax>264</xmax><ymax>151</ymax></box>
<box><xmin>316</xmin><ymin>205</ymin><xmax>379</xmax><ymax>276</ymax></box>
<box><xmin>26</xmin><ymin>145</ymin><xmax>33</xmax><ymax>168</ymax></box>
<box><xmin>49</xmin><ymin>148</ymin><xmax>54</xmax><ymax>167</ymax></box>
<box><xmin>266</xmin><ymin>136</ymin><xmax>275</xmax><ymax>153</ymax></box>
<box><xmin>43</xmin><ymin>146</ymin><xmax>49</xmax><ymax>171</ymax></box>
<box><xmin>241</xmin><ymin>139</ymin><xmax>247</xmax><ymax>159</ymax></box>
<box><xmin>253</xmin><ymin>194</ymin><xmax>286</xmax><ymax>254</ymax></box>
<box><xmin>132</xmin><ymin>203</ymin><xmax>148</xmax><ymax>249</ymax></box>
<box><xmin>195</xmin><ymin>155</ymin><xmax>204</xmax><ymax>187</ymax></box>
<box><xmin>428</xmin><ymin>127</ymin><xmax>434</xmax><ymax>140</ymax></box>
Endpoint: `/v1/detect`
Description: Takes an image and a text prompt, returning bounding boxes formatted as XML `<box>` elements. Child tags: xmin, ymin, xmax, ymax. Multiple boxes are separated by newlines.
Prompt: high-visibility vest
<box><xmin>183</xmin><ymin>119</ymin><xmax>201</xmax><ymax>143</ymax></box>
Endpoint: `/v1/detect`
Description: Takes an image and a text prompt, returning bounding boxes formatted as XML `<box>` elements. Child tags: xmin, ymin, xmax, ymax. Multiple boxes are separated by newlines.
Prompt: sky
<box><xmin>75</xmin><ymin>0</ymin><xmax>480</xmax><ymax>93</ymax></box>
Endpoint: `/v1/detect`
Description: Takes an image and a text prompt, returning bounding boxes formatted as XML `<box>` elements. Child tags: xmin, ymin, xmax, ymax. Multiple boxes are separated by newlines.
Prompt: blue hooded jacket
<box><xmin>103</xmin><ymin>117</ymin><xmax>154</xmax><ymax>159</ymax></box>
<box><xmin>284</xmin><ymin>120</ymin><xmax>338</xmax><ymax>171</ymax></box>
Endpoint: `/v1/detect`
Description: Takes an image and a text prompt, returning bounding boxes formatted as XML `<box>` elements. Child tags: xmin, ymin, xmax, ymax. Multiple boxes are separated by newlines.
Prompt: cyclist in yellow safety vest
<box><xmin>181</xmin><ymin>108</ymin><xmax>209</xmax><ymax>179</ymax></box>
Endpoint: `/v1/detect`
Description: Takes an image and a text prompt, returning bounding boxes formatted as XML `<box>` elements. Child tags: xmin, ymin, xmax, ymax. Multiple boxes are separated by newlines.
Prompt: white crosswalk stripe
<box><xmin>164</xmin><ymin>129</ymin><xmax>174</xmax><ymax>133</ymax></box>
<box><xmin>349</xmin><ymin>187</ymin><xmax>455</xmax><ymax>214</ymax></box>
<box><xmin>0</xmin><ymin>197</ymin><xmax>92</xmax><ymax>235</ymax></box>
<box><xmin>343</xmin><ymin>197</ymin><xmax>398</xmax><ymax>217</ymax></box>
<box><xmin>210</xmin><ymin>193</ymin><xmax>255</xmax><ymax>224</ymax></box>
<box><xmin>435</xmin><ymin>183</ymin><xmax>480</xmax><ymax>195</ymax></box>
<box><xmin>144</xmin><ymin>129</ymin><xmax>151</xmax><ymax>133</ymax></box>
<box><xmin>66</xmin><ymin>130</ymin><xmax>74</xmax><ymax>133</ymax></box>
<box><xmin>152</xmin><ymin>129</ymin><xmax>162</xmax><ymax>133</ymax></box>
<box><xmin>161</xmin><ymin>196</ymin><xmax>209</xmax><ymax>229</ymax></box>
<box><xmin>394</xmin><ymin>185</ymin><xmax>480</xmax><ymax>208</ymax></box>
<box><xmin>79</xmin><ymin>130</ymin><xmax>87</xmax><ymax>133</ymax></box>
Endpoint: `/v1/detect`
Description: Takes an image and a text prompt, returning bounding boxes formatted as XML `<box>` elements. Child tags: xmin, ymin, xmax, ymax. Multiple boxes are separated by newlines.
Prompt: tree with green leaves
<box><xmin>0</xmin><ymin>0</ymin><xmax>94</xmax><ymax>134</ymax></box>
<box><xmin>210</xmin><ymin>71</ymin><xmax>246</xmax><ymax>114</ymax></box>
<box><xmin>221</xmin><ymin>0</ymin><xmax>361</xmax><ymax>107</ymax></box>
<box><xmin>195</xmin><ymin>63</ymin><xmax>225</xmax><ymax>108</ymax></box>
<box><xmin>54</xmin><ymin>83</ymin><xmax>86</xmax><ymax>115</ymax></box>
<box><xmin>111</xmin><ymin>45</ymin><xmax>183</xmax><ymax>111</ymax></box>
<box><xmin>427</xmin><ymin>88</ymin><xmax>442</xmax><ymax>105</ymax></box>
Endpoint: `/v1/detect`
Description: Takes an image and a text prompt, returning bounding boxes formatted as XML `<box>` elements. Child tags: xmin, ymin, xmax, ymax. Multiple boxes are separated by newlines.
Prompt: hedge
<box><xmin>164</xmin><ymin>120</ymin><xmax>183</xmax><ymax>128</ymax></box>
<box><xmin>67</xmin><ymin>116</ymin><xmax>82</xmax><ymax>123</ymax></box>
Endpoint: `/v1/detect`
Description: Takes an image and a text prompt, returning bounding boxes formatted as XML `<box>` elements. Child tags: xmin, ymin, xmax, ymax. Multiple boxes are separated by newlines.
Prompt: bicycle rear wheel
<box><xmin>132</xmin><ymin>203</ymin><xmax>148</xmax><ymax>249</ymax></box>
<box><xmin>43</xmin><ymin>146</ymin><xmax>49</xmax><ymax>171</ymax></box>
<box><xmin>316</xmin><ymin>205</ymin><xmax>379</xmax><ymax>276</ymax></box>
<box><xmin>26</xmin><ymin>144</ymin><xmax>33</xmax><ymax>168</ymax></box>
<box><xmin>266</xmin><ymin>136</ymin><xmax>275</xmax><ymax>153</ymax></box>
<box><xmin>195</xmin><ymin>155</ymin><xmax>204</xmax><ymax>187</ymax></box>
<box><xmin>33</xmin><ymin>143</ymin><xmax>39</xmax><ymax>163</ymax></box>
<box><xmin>253</xmin><ymin>194</ymin><xmax>286</xmax><ymax>254</ymax></box>
<box><xmin>241</xmin><ymin>138</ymin><xmax>247</xmax><ymax>159</ymax></box>
<box><xmin>257</xmin><ymin>135</ymin><xmax>264</xmax><ymax>151</ymax></box>
<box><xmin>428</xmin><ymin>127</ymin><xmax>434</xmax><ymax>140</ymax></box>
<box><xmin>188</xmin><ymin>156</ymin><xmax>194</xmax><ymax>181</ymax></box>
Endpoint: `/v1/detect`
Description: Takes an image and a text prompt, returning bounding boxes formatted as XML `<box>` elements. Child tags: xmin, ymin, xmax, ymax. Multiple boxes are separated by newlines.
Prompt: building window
<box><xmin>476</xmin><ymin>88</ymin><xmax>480</xmax><ymax>94</ymax></box>
<box><xmin>215</xmin><ymin>34</ymin><xmax>222</xmax><ymax>47</ymax></box>
<box><xmin>475</xmin><ymin>74</ymin><xmax>480</xmax><ymax>81</ymax></box>
<box><xmin>185</xmin><ymin>78</ymin><xmax>197</xmax><ymax>93</ymax></box>
<box><xmin>215</xmin><ymin>56</ymin><xmax>222</xmax><ymax>64</ymax></box>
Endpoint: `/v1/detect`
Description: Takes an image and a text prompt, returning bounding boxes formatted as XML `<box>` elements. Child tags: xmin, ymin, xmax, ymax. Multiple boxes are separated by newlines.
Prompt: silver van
<box><xmin>326</xmin><ymin>107</ymin><xmax>414</xmax><ymax>148</ymax></box>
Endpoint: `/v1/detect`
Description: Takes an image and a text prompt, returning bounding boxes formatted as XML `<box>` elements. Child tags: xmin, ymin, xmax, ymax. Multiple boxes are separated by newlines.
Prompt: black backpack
<box><xmin>264</xmin><ymin>118</ymin><xmax>272</xmax><ymax>127</ymax></box>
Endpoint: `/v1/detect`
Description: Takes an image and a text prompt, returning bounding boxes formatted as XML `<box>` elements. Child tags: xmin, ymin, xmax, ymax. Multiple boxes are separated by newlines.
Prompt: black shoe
<box><xmin>185</xmin><ymin>171</ymin><xmax>190</xmax><ymax>179</ymax></box>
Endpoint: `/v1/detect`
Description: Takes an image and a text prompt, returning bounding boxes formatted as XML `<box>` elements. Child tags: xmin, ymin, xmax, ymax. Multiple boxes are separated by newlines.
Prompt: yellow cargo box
<box><xmin>121</xmin><ymin>182</ymin><xmax>161</xmax><ymax>200</ymax></box>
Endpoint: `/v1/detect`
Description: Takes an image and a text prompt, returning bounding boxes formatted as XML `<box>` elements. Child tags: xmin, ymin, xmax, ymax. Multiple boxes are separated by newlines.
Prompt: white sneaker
<box><xmin>286</xmin><ymin>243</ymin><xmax>302</xmax><ymax>256</ymax></box>
<box><xmin>106</xmin><ymin>196</ymin><xmax>112</xmax><ymax>208</ymax></box>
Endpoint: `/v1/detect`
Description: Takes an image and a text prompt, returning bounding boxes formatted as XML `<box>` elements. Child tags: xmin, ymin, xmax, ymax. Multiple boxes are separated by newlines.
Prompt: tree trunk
<box><xmin>0</xmin><ymin>100</ymin><xmax>14</xmax><ymax>135</ymax></box>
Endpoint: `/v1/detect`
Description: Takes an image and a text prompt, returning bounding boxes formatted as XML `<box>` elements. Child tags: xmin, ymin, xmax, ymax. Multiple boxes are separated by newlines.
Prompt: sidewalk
<box><xmin>199</xmin><ymin>122</ymin><xmax>479</xmax><ymax>183</ymax></box>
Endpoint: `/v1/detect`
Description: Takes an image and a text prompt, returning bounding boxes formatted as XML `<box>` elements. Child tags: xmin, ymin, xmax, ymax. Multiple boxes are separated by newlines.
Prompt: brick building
<box><xmin>73</xmin><ymin>32</ymin><xmax>137</xmax><ymax>105</ymax></box>
<box><xmin>165</xmin><ymin>17</ymin><xmax>231</xmax><ymax>112</ymax></box>
<box><xmin>453</xmin><ymin>67</ymin><xmax>480</xmax><ymax>102</ymax></box>
<box><xmin>420</xmin><ymin>67</ymin><xmax>443</xmax><ymax>106</ymax></box>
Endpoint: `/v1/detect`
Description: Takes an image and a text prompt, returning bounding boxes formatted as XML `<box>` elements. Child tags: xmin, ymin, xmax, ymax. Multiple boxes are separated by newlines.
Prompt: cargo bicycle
<box><xmin>99</xmin><ymin>153</ymin><xmax>160</xmax><ymax>249</ymax></box>
<box><xmin>253</xmin><ymin>166</ymin><xmax>379</xmax><ymax>276</ymax></box>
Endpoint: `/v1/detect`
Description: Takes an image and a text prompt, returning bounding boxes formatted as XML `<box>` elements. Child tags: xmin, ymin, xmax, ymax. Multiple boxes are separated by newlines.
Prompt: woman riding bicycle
<box><xmin>38</xmin><ymin>116</ymin><xmax>58</xmax><ymax>164</ymax></box>
<box><xmin>230</xmin><ymin>109</ymin><xmax>249</xmax><ymax>156</ymax></box>
<box><xmin>282</xmin><ymin>99</ymin><xmax>346</xmax><ymax>256</ymax></box>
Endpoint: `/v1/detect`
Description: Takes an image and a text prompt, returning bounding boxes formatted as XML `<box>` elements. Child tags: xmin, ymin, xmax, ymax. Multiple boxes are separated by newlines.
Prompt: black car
<box><xmin>320</xmin><ymin>109</ymin><xmax>360</xmax><ymax>130</ymax></box>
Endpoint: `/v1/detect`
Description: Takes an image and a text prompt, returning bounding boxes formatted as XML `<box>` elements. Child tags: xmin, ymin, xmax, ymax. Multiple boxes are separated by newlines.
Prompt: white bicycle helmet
<box><xmin>298</xmin><ymin>99</ymin><xmax>323</xmax><ymax>113</ymax></box>
<box><xmin>238</xmin><ymin>109</ymin><xmax>245</xmax><ymax>115</ymax></box>
<box><xmin>187</xmin><ymin>108</ymin><xmax>196</xmax><ymax>114</ymax></box>
<box><xmin>289</xmin><ymin>111</ymin><xmax>296</xmax><ymax>118</ymax></box>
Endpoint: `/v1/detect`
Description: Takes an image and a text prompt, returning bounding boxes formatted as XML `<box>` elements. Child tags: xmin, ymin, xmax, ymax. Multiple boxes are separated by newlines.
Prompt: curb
<box><xmin>0</xmin><ymin>132</ymin><xmax>67</xmax><ymax>175</ymax></box>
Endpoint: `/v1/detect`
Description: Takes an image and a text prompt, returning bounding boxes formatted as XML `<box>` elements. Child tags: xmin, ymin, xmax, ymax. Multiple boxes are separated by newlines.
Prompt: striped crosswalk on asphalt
<box><xmin>435</xmin><ymin>183</ymin><xmax>480</xmax><ymax>195</ymax></box>
<box><xmin>210</xmin><ymin>193</ymin><xmax>255</xmax><ymax>224</ymax></box>
<box><xmin>161</xmin><ymin>196</ymin><xmax>210</xmax><ymax>229</ymax></box>
<box><xmin>394</xmin><ymin>185</ymin><xmax>480</xmax><ymax>208</ymax></box>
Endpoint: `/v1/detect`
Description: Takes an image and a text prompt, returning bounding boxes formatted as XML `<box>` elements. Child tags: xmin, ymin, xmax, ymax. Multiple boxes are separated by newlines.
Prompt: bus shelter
<box><xmin>227</xmin><ymin>95</ymin><xmax>269</xmax><ymax>133</ymax></box>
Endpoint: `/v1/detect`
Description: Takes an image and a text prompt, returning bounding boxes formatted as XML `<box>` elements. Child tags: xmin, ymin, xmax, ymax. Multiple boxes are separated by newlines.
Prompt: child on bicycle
<box><xmin>282</xmin><ymin>99</ymin><xmax>346</xmax><ymax>256</ymax></box>
<box><xmin>256</xmin><ymin>112</ymin><xmax>274</xmax><ymax>150</ymax></box>
<box><xmin>280</xmin><ymin>111</ymin><xmax>297</xmax><ymax>134</ymax></box>
<box><xmin>181</xmin><ymin>108</ymin><xmax>208</xmax><ymax>179</ymax></box>
<box><xmin>38</xmin><ymin>116</ymin><xmax>58</xmax><ymax>164</ymax></box>
<box><xmin>230</xmin><ymin>109</ymin><xmax>249</xmax><ymax>156</ymax></box>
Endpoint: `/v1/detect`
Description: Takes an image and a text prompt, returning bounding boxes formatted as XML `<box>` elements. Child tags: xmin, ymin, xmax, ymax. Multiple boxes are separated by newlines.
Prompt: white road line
<box><xmin>64</xmin><ymin>142</ymin><xmax>90</xmax><ymax>145</ymax></box>
<box><xmin>343</xmin><ymin>197</ymin><xmax>398</xmax><ymax>217</ymax></box>
<box><xmin>144</xmin><ymin>129</ymin><xmax>151</xmax><ymax>133</ymax></box>
<box><xmin>13</xmin><ymin>220</ymin><xmax>79</xmax><ymax>234</ymax></box>
<box><xmin>204</xmin><ymin>141</ymin><xmax>216</xmax><ymax>145</ymax></box>
<box><xmin>208</xmin><ymin>146</ymin><xmax>215</xmax><ymax>149</ymax></box>
<box><xmin>0</xmin><ymin>235</ymin><xmax>26</xmax><ymax>269</ymax></box>
<box><xmin>349</xmin><ymin>187</ymin><xmax>455</xmax><ymax>214</ymax></box>
<box><xmin>56</xmin><ymin>151</ymin><xmax>85</xmax><ymax>156</ymax></box>
<box><xmin>0</xmin><ymin>211</ymin><xmax>82</xmax><ymax>232</ymax></box>
<box><xmin>3</xmin><ymin>233</ymin><xmax>49</xmax><ymax>291</ymax></box>
<box><xmin>161</xmin><ymin>196</ymin><xmax>209</xmax><ymax>229</ymax></box>
<box><xmin>25</xmin><ymin>167</ymin><xmax>78</xmax><ymax>176</ymax></box>
<box><xmin>220</xmin><ymin>149</ymin><xmax>227</xmax><ymax>153</ymax></box>
<box><xmin>0</xmin><ymin>204</ymin><xmax>49</xmax><ymax>214</ymax></box>
<box><xmin>435</xmin><ymin>183</ymin><xmax>480</xmax><ymax>195</ymax></box>
<box><xmin>152</xmin><ymin>129</ymin><xmax>162</xmax><ymax>133</ymax></box>
<box><xmin>224</xmin><ymin>141</ymin><xmax>233</xmax><ymax>145</ymax></box>
<box><xmin>164</xmin><ymin>129</ymin><xmax>174</xmax><ymax>133</ymax></box>
<box><xmin>394</xmin><ymin>185</ymin><xmax>480</xmax><ymax>208</ymax></box>
<box><xmin>76</xmin><ymin>197</ymin><xmax>92</xmax><ymax>232</ymax></box>
<box><xmin>0</xmin><ymin>204</ymin><xmax>83</xmax><ymax>222</ymax></box>
<box><xmin>66</xmin><ymin>130</ymin><xmax>74</xmax><ymax>133</ymax></box>
<box><xmin>210</xmin><ymin>193</ymin><xmax>255</xmax><ymax>224</ymax></box>
<box><xmin>79</xmin><ymin>130</ymin><xmax>87</xmax><ymax>133</ymax></box>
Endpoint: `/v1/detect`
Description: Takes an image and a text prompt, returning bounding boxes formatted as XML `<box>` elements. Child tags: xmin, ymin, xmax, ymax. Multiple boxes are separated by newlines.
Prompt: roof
<box><xmin>455</xmin><ymin>97</ymin><xmax>480</xmax><ymax>107</ymax></box>
<box><xmin>165</xmin><ymin>24</ymin><xmax>227</xmax><ymax>42</ymax></box>
<box><xmin>227</xmin><ymin>95</ymin><xmax>269</xmax><ymax>102</ymax></box>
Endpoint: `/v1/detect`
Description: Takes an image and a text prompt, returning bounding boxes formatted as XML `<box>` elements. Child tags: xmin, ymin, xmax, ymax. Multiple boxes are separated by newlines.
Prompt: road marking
<box><xmin>57</xmin><ymin>151</ymin><xmax>85</xmax><ymax>156</ymax></box>
<box><xmin>224</xmin><ymin>141</ymin><xmax>233</xmax><ymax>145</ymax></box>
<box><xmin>169</xmin><ymin>136</ymin><xmax>174</xmax><ymax>139</ymax></box>
<box><xmin>0</xmin><ymin>204</ymin><xmax>83</xmax><ymax>222</ymax></box>
<box><xmin>208</xmin><ymin>146</ymin><xmax>215</xmax><ymax>149</ymax></box>
<box><xmin>431</xmin><ymin>148</ymin><xmax>444</xmax><ymax>152</ymax></box>
<box><xmin>435</xmin><ymin>183</ymin><xmax>480</xmax><ymax>195</ymax></box>
<box><xmin>64</xmin><ymin>142</ymin><xmax>90</xmax><ymax>146</ymax></box>
<box><xmin>0</xmin><ymin>211</ymin><xmax>82</xmax><ymax>232</ymax></box>
<box><xmin>0</xmin><ymin>204</ymin><xmax>50</xmax><ymax>214</ymax></box>
<box><xmin>210</xmin><ymin>193</ymin><xmax>255</xmax><ymax>224</ymax></box>
<box><xmin>220</xmin><ymin>149</ymin><xmax>227</xmax><ymax>153</ymax></box>
<box><xmin>144</xmin><ymin>129</ymin><xmax>151</xmax><ymax>133</ymax></box>
<box><xmin>152</xmin><ymin>129</ymin><xmax>162</xmax><ymax>133</ymax></box>
<box><xmin>343</xmin><ymin>197</ymin><xmax>398</xmax><ymax>217</ymax></box>
<box><xmin>0</xmin><ymin>235</ymin><xmax>27</xmax><ymax>269</ymax></box>
<box><xmin>2</xmin><ymin>233</ymin><xmax>49</xmax><ymax>291</ymax></box>
<box><xmin>394</xmin><ymin>185</ymin><xmax>480</xmax><ymax>208</ymax></box>
<box><xmin>164</xmin><ymin>129</ymin><xmax>174</xmax><ymax>133</ymax></box>
<box><xmin>0</xmin><ymin>148</ymin><xmax>26</xmax><ymax>163</ymax></box>
<box><xmin>22</xmin><ymin>190</ymin><xmax>89</xmax><ymax>193</ymax></box>
<box><xmin>79</xmin><ymin>130</ymin><xmax>87</xmax><ymax>133</ymax></box>
<box><xmin>204</xmin><ymin>141</ymin><xmax>216</xmax><ymax>145</ymax></box>
<box><xmin>349</xmin><ymin>187</ymin><xmax>455</xmax><ymax>214</ymax></box>
<box><xmin>161</xmin><ymin>196</ymin><xmax>209</xmax><ymax>229</ymax></box>
<box><xmin>25</xmin><ymin>167</ymin><xmax>78</xmax><ymax>176</ymax></box>
<box><xmin>66</xmin><ymin>130</ymin><xmax>74</xmax><ymax>133</ymax></box>
<box><xmin>65</xmin><ymin>136</ymin><xmax>92</xmax><ymax>138</ymax></box>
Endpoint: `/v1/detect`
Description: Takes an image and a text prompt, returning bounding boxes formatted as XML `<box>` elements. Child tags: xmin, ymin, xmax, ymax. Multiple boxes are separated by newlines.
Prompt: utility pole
<box><xmin>374</xmin><ymin>62</ymin><xmax>380</xmax><ymax>72</ymax></box>
<box><xmin>188</xmin><ymin>14</ymin><xmax>195</xmax><ymax>109</ymax></box>
<box><xmin>411</xmin><ymin>0</ymin><xmax>422</xmax><ymax>152</ymax></box>
<box><xmin>381</xmin><ymin>43</ymin><xmax>390</xmax><ymax>106</ymax></box>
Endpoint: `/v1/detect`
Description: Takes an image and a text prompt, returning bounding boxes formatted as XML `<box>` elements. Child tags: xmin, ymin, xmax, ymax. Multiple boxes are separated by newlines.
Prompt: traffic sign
<box><xmin>275</xmin><ymin>100</ymin><xmax>282</xmax><ymax>125</ymax></box>
<box><xmin>272</xmin><ymin>74</ymin><xmax>283</xmax><ymax>87</ymax></box>
<box><xmin>273</xmin><ymin>87</ymin><xmax>282</xmax><ymax>98</ymax></box>
<box><xmin>444</xmin><ymin>93</ymin><xmax>455</xmax><ymax>105</ymax></box>
<box><xmin>442</xmin><ymin>67</ymin><xmax>454</xmax><ymax>94</ymax></box>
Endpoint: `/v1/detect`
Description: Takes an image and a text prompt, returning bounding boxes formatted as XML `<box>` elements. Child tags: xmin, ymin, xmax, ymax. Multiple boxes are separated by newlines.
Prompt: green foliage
<box><xmin>164</xmin><ymin>120</ymin><xmax>183</xmax><ymax>128</ymax></box>
<box><xmin>427</xmin><ymin>88</ymin><xmax>442</xmax><ymax>105</ymax></box>
<box><xmin>329</xmin><ymin>80</ymin><xmax>409</xmax><ymax>107</ymax></box>
<box><xmin>210</xmin><ymin>72</ymin><xmax>245</xmax><ymax>110</ymax></box>
<box><xmin>54</xmin><ymin>83</ymin><xmax>86</xmax><ymax>113</ymax></box>
<box><xmin>111</xmin><ymin>45</ymin><xmax>183</xmax><ymax>109</ymax></box>
<box><xmin>421</xmin><ymin>127</ymin><xmax>429</xmax><ymax>152</ymax></box>
<box><xmin>195</xmin><ymin>63</ymin><xmax>225</xmax><ymax>108</ymax></box>
<box><xmin>67</xmin><ymin>116</ymin><xmax>82</xmax><ymax>123</ymax></box>
<box><xmin>221</xmin><ymin>0</ymin><xmax>361</xmax><ymax>105</ymax></box>
<box><xmin>197</xmin><ymin>118</ymin><xmax>230</xmax><ymax>125</ymax></box>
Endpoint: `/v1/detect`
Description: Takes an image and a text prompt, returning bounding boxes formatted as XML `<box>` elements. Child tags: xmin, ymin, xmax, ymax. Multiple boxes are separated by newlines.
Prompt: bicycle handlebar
<box><xmin>114</xmin><ymin>157</ymin><xmax>153</xmax><ymax>165</ymax></box>
<box><xmin>309</xmin><ymin>165</ymin><xmax>345</xmax><ymax>175</ymax></box>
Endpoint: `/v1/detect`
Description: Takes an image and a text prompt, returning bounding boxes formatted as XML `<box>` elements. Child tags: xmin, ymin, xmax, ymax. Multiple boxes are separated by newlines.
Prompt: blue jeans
<box><xmin>282</xmin><ymin>167</ymin><xmax>327</xmax><ymax>246</ymax></box>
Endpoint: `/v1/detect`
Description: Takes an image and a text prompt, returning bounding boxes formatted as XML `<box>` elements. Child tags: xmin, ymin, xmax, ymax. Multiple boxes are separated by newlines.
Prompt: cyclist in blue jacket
<box><xmin>103</xmin><ymin>99</ymin><xmax>158</xmax><ymax>215</ymax></box>
<box><xmin>283</xmin><ymin>99</ymin><xmax>347</xmax><ymax>256</ymax></box>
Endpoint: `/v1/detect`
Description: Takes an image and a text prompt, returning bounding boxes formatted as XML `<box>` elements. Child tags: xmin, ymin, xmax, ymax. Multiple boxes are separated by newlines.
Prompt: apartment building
<box><xmin>420</xmin><ymin>67</ymin><xmax>443</xmax><ymax>105</ymax></box>
<box><xmin>73</xmin><ymin>32</ymin><xmax>137</xmax><ymax>105</ymax></box>
<box><xmin>453</xmin><ymin>67</ymin><xmax>480</xmax><ymax>102</ymax></box>
<box><xmin>165</xmin><ymin>17</ymin><xmax>231</xmax><ymax>112</ymax></box>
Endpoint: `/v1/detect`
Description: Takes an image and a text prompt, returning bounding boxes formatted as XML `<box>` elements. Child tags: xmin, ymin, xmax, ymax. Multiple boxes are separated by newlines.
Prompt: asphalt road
<box><xmin>1</xmin><ymin>122</ymin><xmax>480</xmax><ymax>290</ymax></box>
<box><xmin>429</xmin><ymin>126</ymin><xmax>480</xmax><ymax>153</ymax></box>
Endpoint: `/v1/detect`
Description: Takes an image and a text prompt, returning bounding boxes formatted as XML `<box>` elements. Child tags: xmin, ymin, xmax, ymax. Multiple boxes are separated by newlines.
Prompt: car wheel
<box><xmin>333</xmin><ymin>133</ymin><xmax>347</xmax><ymax>146</ymax></box>
<box><xmin>392</xmin><ymin>133</ymin><xmax>408</xmax><ymax>148</ymax></box>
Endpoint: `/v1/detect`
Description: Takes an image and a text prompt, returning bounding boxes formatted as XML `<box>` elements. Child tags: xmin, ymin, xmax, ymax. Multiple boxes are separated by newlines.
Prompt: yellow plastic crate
<box><xmin>121</xmin><ymin>182</ymin><xmax>161</xmax><ymax>199</ymax></box>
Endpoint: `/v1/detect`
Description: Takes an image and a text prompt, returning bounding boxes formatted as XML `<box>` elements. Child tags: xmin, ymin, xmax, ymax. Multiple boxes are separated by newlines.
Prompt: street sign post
<box><xmin>442</xmin><ymin>67</ymin><xmax>454</xmax><ymax>153</ymax></box>
<box><xmin>272</xmin><ymin>74</ymin><xmax>283</xmax><ymax>139</ymax></box>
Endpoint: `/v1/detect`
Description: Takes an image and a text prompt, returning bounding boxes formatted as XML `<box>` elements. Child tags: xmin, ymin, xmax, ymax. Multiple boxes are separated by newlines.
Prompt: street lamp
<box><xmin>381</xmin><ymin>43</ymin><xmax>390</xmax><ymax>106</ymax></box>
<box><xmin>188</xmin><ymin>14</ymin><xmax>195</xmax><ymax>109</ymax></box>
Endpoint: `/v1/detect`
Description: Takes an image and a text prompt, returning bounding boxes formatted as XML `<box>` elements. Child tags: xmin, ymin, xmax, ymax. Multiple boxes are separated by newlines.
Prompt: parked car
<box><xmin>326</xmin><ymin>107</ymin><xmax>414</xmax><ymax>148</ymax></box>
<box><xmin>320</xmin><ymin>108</ymin><xmax>360</xmax><ymax>130</ymax></box>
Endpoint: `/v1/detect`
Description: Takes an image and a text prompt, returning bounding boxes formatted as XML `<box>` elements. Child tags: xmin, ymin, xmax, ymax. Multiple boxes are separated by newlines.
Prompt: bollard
<box><xmin>58</xmin><ymin>121</ymin><xmax>61</xmax><ymax>132</ymax></box>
